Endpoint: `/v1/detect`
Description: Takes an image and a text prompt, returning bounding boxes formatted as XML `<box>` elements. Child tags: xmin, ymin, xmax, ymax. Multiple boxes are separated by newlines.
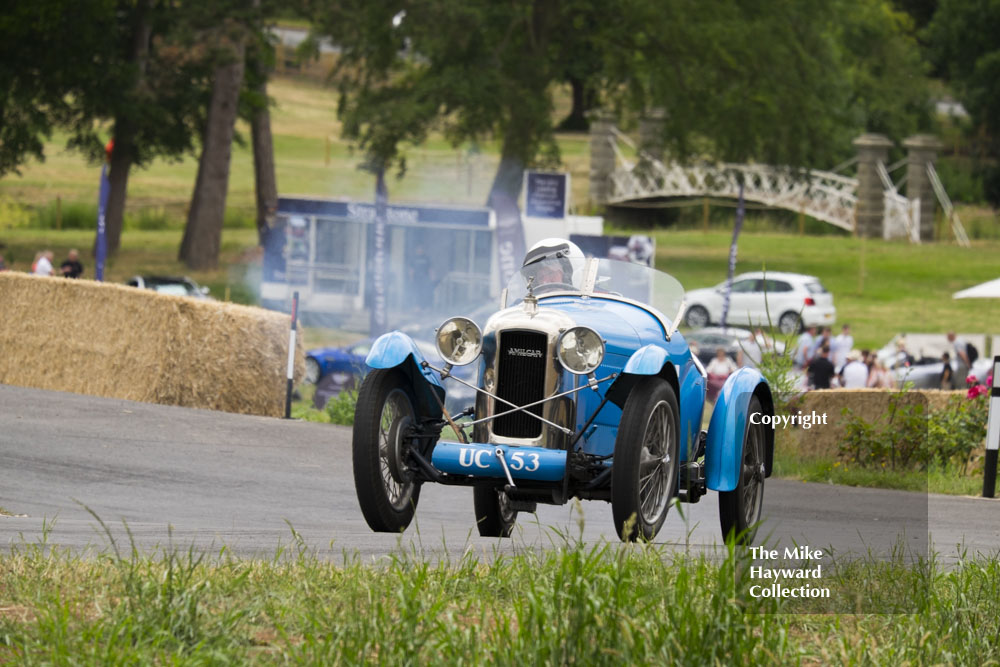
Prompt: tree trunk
<box><xmin>96</xmin><ymin>0</ymin><xmax>151</xmax><ymax>257</ymax></box>
<box><xmin>486</xmin><ymin>128</ymin><xmax>528</xmax><ymax>208</ymax></box>
<box><xmin>251</xmin><ymin>68</ymin><xmax>277</xmax><ymax>246</ymax></box>
<box><xmin>102</xmin><ymin>132</ymin><xmax>133</xmax><ymax>256</ymax></box>
<box><xmin>179</xmin><ymin>44</ymin><xmax>246</xmax><ymax>270</ymax></box>
<box><xmin>557</xmin><ymin>76</ymin><xmax>591</xmax><ymax>132</ymax></box>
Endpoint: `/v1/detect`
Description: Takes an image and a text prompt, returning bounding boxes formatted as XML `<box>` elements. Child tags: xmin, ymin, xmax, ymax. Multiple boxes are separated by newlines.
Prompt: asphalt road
<box><xmin>2</xmin><ymin>384</ymin><xmax>999</xmax><ymax>564</ymax></box>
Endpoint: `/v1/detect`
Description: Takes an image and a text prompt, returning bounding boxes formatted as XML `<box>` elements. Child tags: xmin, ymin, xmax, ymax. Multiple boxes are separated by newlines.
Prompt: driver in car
<box><xmin>521</xmin><ymin>238</ymin><xmax>585</xmax><ymax>288</ymax></box>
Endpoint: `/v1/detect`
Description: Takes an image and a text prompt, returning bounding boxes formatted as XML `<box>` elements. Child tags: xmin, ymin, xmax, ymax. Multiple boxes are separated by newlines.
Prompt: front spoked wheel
<box><xmin>352</xmin><ymin>369</ymin><xmax>421</xmax><ymax>532</ymax></box>
<box><xmin>612</xmin><ymin>377</ymin><xmax>680</xmax><ymax>542</ymax></box>
<box><xmin>473</xmin><ymin>486</ymin><xmax>518</xmax><ymax>537</ymax></box>
<box><xmin>719</xmin><ymin>395</ymin><xmax>767</xmax><ymax>545</ymax></box>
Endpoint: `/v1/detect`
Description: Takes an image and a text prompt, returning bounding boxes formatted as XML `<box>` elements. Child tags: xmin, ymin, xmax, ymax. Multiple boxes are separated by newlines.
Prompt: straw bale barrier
<box><xmin>782</xmin><ymin>388</ymin><xmax>965</xmax><ymax>460</ymax></box>
<box><xmin>0</xmin><ymin>272</ymin><xmax>303</xmax><ymax>417</ymax></box>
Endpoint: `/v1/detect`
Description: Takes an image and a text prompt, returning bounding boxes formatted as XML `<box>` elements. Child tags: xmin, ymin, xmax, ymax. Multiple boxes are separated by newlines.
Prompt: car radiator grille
<box><xmin>494</xmin><ymin>331</ymin><xmax>547</xmax><ymax>439</ymax></box>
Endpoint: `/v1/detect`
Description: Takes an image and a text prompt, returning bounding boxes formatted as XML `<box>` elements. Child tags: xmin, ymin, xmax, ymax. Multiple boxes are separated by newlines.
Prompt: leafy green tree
<box><xmin>832</xmin><ymin>0</ymin><xmax>932</xmax><ymax>146</ymax></box>
<box><xmin>927</xmin><ymin>0</ymin><xmax>1000</xmax><ymax>206</ymax></box>
<box><xmin>307</xmin><ymin>0</ymin><xmax>931</xmax><ymax>205</ymax></box>
<box><xmin>0</xmin><ymin>1</ymin><xmax>112</xmax><ymax>176</ymax></box>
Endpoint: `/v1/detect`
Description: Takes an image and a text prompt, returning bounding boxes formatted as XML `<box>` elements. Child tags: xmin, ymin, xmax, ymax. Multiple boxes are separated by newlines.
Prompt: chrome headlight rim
<box><xmin>435</xmin><ymin>316</ymin><xmax>483</xmax><ymax>366</ymax></box>
<box><xmin>556</xmin><ymin>326</ymin><xmax>605</xmax><ymax>375</ymax></box>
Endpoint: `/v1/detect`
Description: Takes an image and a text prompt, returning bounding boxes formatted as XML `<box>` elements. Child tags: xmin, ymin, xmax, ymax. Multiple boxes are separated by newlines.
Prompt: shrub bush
<box><xmin>32</xmin><ymin>200</ymin><xmax>97</xmax><ymax>230</ymax></box>
<box><xmin>325</xmin><ymin>387</ymin><xmax>358</xmax><ymax>426</ymax></box>
<box><xmin>840</xmin><ymin>383</ymin><xmax>989</xmax><ymax>472</ymax></box>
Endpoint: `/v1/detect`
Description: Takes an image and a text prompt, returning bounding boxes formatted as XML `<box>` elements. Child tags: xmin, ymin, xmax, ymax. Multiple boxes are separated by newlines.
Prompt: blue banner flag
<box><xmin>95</xmin><ymin>163</ymin><xmax>110</xmax><ymax>281</ymax></box>
<box><xmin>720</xmin><ymin>181</ymin><xmax>745</xmax><ymax>328</ymax></box>
<box><xmin>492</xmin><ymin>192</ymin><xmax>527</xmax><ymax>287</ymax></box>
<box><xmin>369</xmin><ymin>170</ymin><xmax>389</xmax><ymax>337</ymax></box>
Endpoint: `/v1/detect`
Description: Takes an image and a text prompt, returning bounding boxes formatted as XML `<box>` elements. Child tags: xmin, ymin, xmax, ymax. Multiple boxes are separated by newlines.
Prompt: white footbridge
<box><xmin>606</xmin><ymin>129</ymin><xmax>969</xmax><ymax>246</ymax></box>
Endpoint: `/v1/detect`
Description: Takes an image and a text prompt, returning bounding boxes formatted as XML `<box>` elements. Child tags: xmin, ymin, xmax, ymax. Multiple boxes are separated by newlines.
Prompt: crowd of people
<box><xmin>0</xmin><ymin>249</ymin><xmax>85</xmax><ymax>278</ymax></box>
<box><xmin>700</xmin><ymin>321</ymin><xmax>914</xmax><ymax>402</ymax></box>
<box><xmin>795</xmin><ymin>324</ymin><xmax>895</xmax><ymax>390</ymax></box>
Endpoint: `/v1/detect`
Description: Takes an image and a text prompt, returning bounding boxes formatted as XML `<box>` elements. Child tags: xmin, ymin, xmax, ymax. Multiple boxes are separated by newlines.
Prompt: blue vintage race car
<box><xmin>352</xmin><ymin>255</ymin><xmax>774</xmax><ymax>543</ymax></box>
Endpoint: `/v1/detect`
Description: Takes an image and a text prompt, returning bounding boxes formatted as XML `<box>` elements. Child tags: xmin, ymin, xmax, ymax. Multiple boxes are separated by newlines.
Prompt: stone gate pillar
<box><xmin>588</xmin><ymin>111</ymin><xmax>616</xmax><ymax>207</ymax></box>
<box><xmin>638</xmin><ymin>108</ymin><xmax>666</xmax><ymax>163</ymax></box>
<box><xmin>852</xmin><ymin>133</ymin><xmax>893</xmax><ymax>238</ymax></box>
<box><xmin>903</xmin><ymin>135</ymin><xmax>942</xmax><ymax>241</ymax></box>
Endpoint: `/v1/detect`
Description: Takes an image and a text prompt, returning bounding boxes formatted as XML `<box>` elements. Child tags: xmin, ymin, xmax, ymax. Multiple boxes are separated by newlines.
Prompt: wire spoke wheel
<box><xmin>352</xmin><ymin>369</ymin><xmax>422</xmax><ymax>532</ymax></box>
<box><xmin>378</xmin><ymin>391</ymin><xmax>415</xmax><ymax>510</ymax></box>
<box><xmin>637</xmin><ymin>402</ymin><xmax>674</xmax><ymax>525</ymax></box>
<box><xmin>612</xmin><ymin>377</ymin><xmax>679</xmax><ymax>542</ymax></box>
<box><xmin>719</xmin><ymin>394</ymin><xmax>769</xmax><ymax>545</ymax></box>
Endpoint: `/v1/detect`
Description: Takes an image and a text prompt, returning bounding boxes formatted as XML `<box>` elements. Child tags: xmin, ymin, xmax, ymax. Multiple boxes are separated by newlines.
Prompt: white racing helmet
<box><xmin>521</xmin><ymin>238</ymin><xmax>585</xmax><ymax>284</ymax></box>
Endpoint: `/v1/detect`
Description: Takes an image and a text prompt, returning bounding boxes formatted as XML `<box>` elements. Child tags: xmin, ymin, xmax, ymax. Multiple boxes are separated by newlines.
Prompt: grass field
<box><xmin>635</xmin><ymin>229</ymin><xmax>1000</xmax><ymax>350</ymax></box>
<box><xmin>0</xmin><ymin>76</ymin><xmax>593</xmax><ymax>217</ymax></box>
<box><xmin>2</xmin><ymin>226</ymin><xmax>997</xmax><ymax>352</ymax></box>
<box><xmin>1</xmin><ymin>523</ymin><xmax>999</xmax><ymax>664</ymax></box>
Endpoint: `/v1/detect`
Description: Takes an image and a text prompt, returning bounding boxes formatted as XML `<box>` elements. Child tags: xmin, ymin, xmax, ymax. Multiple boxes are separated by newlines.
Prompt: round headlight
<box><xmin>557</xmin><ymin>327</ymin><xmax>605</xmax><ymax>374</ymax></box>
<box><xmin>435</xmin><ymin>317</ymin><xmax>482</xmax><ymax>365</ymax></box>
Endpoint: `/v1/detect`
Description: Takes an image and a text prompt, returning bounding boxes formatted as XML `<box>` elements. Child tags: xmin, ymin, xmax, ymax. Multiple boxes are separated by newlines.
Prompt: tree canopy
<box><xmin>305</xmin><ymin>0</ymin><xmax>931</xmax><ymax>204</ymax></box>
<box><xmin>927</xmin><ymin>0</ymin><xmax>1000</xmax><ymax>205</ymax></box>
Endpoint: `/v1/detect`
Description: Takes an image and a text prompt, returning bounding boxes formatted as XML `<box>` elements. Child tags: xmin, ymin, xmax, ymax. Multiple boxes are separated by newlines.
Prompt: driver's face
<box><xmin>535</xmin><ymin>265</ymin><xmax>564</xmax><ymax>285</ymax></box>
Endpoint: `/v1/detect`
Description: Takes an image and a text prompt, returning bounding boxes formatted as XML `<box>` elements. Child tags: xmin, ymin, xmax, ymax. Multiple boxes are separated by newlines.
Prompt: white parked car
<box><xmin>683</xmin><ymin>272</ymin><xmax>836</xmax><ymax>334</ymax></box>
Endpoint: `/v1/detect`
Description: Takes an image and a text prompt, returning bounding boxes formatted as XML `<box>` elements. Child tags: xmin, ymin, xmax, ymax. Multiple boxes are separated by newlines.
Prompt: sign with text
<box><xmin>524</xmin><ymin>171</ymin><xmax>569</xmax><ymax>219</ymax></box>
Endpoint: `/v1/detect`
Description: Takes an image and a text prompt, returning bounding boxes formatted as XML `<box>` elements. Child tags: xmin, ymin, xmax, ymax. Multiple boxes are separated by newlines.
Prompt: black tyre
<box><xmin>719</xmin><ymin>395</ymin><xmax>767</xmax><ymax>545</ymax></box>
<box><xmin>777</xmin><ymin>311</ymin><xmax>801</xmax><ymax>335</ymax></box>
<box><xmin>473</xmin><ymin>486</ymin><xmax>518</xmax><ymax>537</ymax></box>
<box><xmin>352</xmin><ymin>368</ymin><xmax>421</xmax><ymax>532</ymax></box>
<box><xmin>612</xmin><ymin>377</ymin><xmax>680</xmax><ymax>542</ymax></box>
<box><xmin>685</xmin><ymin>305</ymin><xmax>710</xmax><ymax>329</ymax></box>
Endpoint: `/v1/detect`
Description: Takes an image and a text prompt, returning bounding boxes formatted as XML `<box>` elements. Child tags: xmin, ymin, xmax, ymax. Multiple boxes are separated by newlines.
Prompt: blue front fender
<box><xmin>366</xmin><ymin>331</ymin><xmax>445</xmax><ymax>418</ymax></box>
<box><xmin>606</xmin><ymin>344</ymin><xmax>704</xmax><ymax>461</ymax></box>
<box><xmin>704</xmin><ymin>368</ymin><xmax>774</xmax><ymax>492</ymax></box>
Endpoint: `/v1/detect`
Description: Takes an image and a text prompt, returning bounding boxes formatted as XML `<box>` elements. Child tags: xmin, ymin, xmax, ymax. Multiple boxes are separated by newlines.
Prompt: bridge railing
<box><xmin>609</xmin><ymin>157</ymin><xmax>858</xmax><ymax>231</ymax></box>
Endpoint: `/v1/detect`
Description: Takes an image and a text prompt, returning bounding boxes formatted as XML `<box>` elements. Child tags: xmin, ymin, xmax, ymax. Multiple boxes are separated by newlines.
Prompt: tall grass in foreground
<box><xmin>1</xmin><ymin>525</ymin><xmax>999</xmax><ymax>664</ymax></box>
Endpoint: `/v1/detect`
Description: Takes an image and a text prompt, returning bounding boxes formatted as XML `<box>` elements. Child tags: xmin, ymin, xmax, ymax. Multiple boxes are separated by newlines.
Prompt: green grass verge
<box><xmin>773</xmin><ymin>450</ymin><xmax>983</xmax><ymax>496</ymax></box>
<box><xmin>2</xmin><ymin>524</ymin><xmax>999</xmax><ymax>663</ymax></box>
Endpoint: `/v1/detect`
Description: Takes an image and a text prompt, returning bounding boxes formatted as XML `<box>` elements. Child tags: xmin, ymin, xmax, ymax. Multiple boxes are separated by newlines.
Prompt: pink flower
<box><xmin>966</xmin><ymin>374</ymin><xmax>978</xmax><ymax>386</ymax></box>
<box><xmin>967</xmin><ymin>384</ymin><xmax>989</xmax><ymax>400</ymax></box>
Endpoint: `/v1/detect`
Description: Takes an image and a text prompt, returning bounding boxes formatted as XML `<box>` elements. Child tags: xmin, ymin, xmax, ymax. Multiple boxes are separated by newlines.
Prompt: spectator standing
<box><xmin>947</xmin><ymin>332</ymin><xmax>970</xmax><ymax>387</ymax></box>
<box><xmin>939</xmin><ymin>352</ymin><xmax>954</xmax><ymax>390</ymax></box>
<box><xmin>59</xmin><ymin>249</ymin><xmax>84</xmax><ymax>278</ymax></box>
<box><xmin>33</xmin><ymin>250</ymin><xmax>54</xmax><ymax>276</ymax></box>
<box><xmin>832</xmin><ymin>324</ymin><xmax>853</xmax><ymax>371</ymax></box>
<box><xmin>740</xmin><ymin>328</ymin><xmax>764</xmax><ymax>368</ymax></box>
<box><xmin>840</xmin><ymin>350</ymin><xmax>869</xmax><ymax>389</ymax></box>
<box><xmin>892</xmin><ymin>337</ymin><xmax>914</xmax><ymax>369</ymax></box>
<box><xmin>706</xmin><ymin>347</ymin><xmax>738</xmax><ymax>402</ymax></box>
<box><xmin>794</xmin><ymin>325</ymin><xmax>817</xmax><ymax>369</ymax></box>
<box><xmin>811</xmin><ymin>326</ymin><xmax>833</xmax><ymax>361</ymax></box>
<box><xmin>867</xmin><ymin>360</ymin><xmax>895</xmax><ymax>388</ymax></box>
<box><xmin>807</xmin><ymin>345</ymin><xmax>836</xmax><ymax>389</ymax></box>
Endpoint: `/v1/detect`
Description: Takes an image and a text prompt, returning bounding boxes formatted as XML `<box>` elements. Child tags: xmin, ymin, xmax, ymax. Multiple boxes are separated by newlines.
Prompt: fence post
<box><xmin>984</xmin><ymin>356</ymin><xmax>1000</xmax><ymax>498</ymax></box>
